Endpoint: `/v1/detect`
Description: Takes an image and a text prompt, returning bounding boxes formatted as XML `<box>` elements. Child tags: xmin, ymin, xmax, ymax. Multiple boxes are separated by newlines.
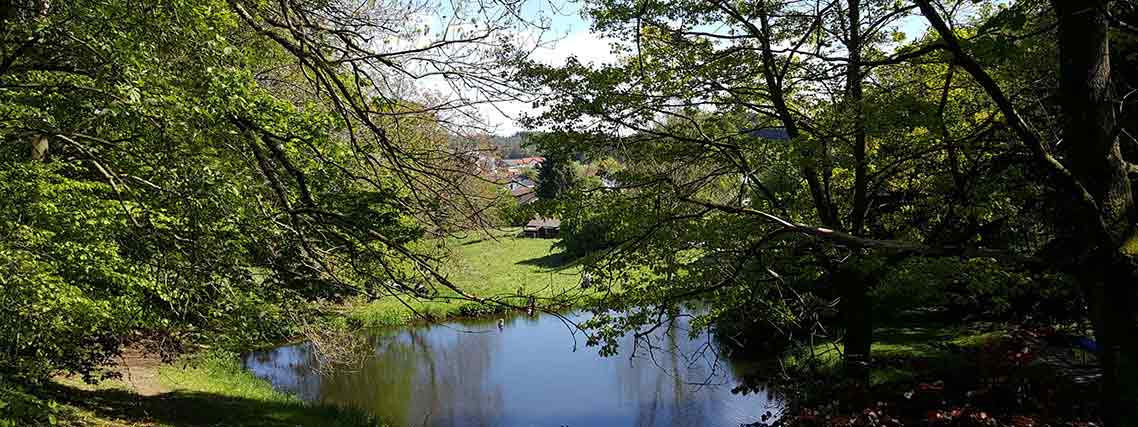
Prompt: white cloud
<box><xmin>474</xmin><ymin>30</ymin><xmax>620</xmax><ymax>135</ymax></box>
<box><xmin>530</xmin><ymin>30</ymin><xmax>620</xmax><ymax>67</ymax></box>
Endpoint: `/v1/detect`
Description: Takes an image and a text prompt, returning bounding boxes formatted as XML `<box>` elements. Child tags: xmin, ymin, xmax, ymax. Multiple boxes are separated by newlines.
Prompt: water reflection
<box><xmin>245</xmin><ymin>313</ymin><xmax>780</xmax><ymax>426</ymax></box>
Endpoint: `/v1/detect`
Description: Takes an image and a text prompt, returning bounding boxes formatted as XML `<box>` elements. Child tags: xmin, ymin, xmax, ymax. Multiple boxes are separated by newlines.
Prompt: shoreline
<box><xmin>14</xmin><ymin>232</ymin><xmax>585</xmax><ymax>426</ymax></box>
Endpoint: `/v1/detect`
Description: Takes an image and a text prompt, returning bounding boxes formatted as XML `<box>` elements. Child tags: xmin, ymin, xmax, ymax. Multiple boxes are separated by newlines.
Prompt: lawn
<box><xmin>28</xmin><ymin>353</ymin><xmax>379</xmax><ymax>427</ymax></box>
<box><xmin>349</xmin><ymin>227</ymin><xmax>588</xmax><ymax>328</ymax></box>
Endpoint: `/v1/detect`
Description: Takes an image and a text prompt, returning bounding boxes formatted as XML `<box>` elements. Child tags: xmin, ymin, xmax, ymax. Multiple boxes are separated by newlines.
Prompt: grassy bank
<box><xmin>8</xmin><ymin>352</ymin><xmax>379</xmax><ymax>427</ymax></box>
<box><xmin>154</xmin><ymin>353</ymin><xmax>379</xmax><ymax>426</ymax></box>
<box><xmin>3</xmin><ymin>229</ymin><xmax>581</xmax><ymax>426</ymax></box>
<box><xmin>7</xmin><ymin>229</ymin><xmax>581</xmax><ymax>426</ymax></box>
<box><xmin>349</xmin><ymin>228</ymin><xmax>587</xmax><ymax>327</ymax></box>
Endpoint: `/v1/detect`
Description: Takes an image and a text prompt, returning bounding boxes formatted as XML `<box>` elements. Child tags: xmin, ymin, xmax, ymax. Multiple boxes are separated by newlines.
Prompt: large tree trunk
<box><xmin>840</xmin><ymin>0</ymin><xmax>873</xmax><ymax>383</ymax></box>
<box><xmin>1053</xmin><ymin>1</ymin><xmax>1138</xmax><ymax>425</ymax></box>
<box><xmin>839</xmin><ymin>264</ymin><xmax>873</xmax><ymax>385</ymax></box>
<box><xmin>1086</xmin><ymin>254</ymin><xmax>1138</xmax><ymax>427</ymax></box>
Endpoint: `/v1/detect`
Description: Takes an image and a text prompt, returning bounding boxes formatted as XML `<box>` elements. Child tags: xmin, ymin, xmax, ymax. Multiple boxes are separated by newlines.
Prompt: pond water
<box><xmin>244</xmin><ymin>312</ymin><xmax>781</xmax><ymax>426</ymax></box>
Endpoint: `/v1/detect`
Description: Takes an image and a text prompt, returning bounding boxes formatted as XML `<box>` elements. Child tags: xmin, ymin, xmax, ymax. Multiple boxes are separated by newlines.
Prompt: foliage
<box><xmin>0</xmin><ymin>0</ymin><xmax>511</xmax><ymax>386</ymax></box>
<box><xmin>494</xmin><ymin>188</ymin><xmax>534</xmax><ymax>226</ymax></box>
<box><xmin>535</xmin><ymin>152</ymin><xmax>580</xmax><ymax>200</ymax></box>
<box><xmin>555</xmin><ymin>191</ymin><xmax>622</xmax><ymax>257</ymax></box>
<box><xmin>0</xmin><ymin>382</ymin><xmax>60</xmax><ymax>427</ymax></box>
<box><xmin>488</xmin><ymin>132</ymin><xmax>541</xmax><ymax>159</ymax></box>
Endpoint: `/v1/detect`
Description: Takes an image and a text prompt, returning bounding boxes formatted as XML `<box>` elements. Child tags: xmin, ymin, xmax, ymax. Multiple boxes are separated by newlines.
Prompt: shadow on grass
<box><xmin>515</xmin><ymin>251</ymin><xmax>578</xmax><ymax>269</ymax></box>
<box><xmin>44</xmin><ymin>382</ymin><xmax>377</xmax><ymax>427</ymax></box>
<box><xmin>458</xmin><ymin>229</ymin><xmax>521</xmax><ymax>246</ymax></box>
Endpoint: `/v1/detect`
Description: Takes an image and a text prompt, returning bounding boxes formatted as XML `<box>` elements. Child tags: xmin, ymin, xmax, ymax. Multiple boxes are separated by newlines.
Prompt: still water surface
<box><xmin>244</xmin><ymin>312</ymin><xmax>780</xmax><ymax>426</ymax></box>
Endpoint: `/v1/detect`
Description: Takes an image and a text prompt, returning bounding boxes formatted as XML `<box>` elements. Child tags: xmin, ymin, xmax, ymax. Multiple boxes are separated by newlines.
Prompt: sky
<box><xmin>445</xmin><ymin>1</ymin><xmax>935</xmax><ymax>136</ymax></box>
<box><xmin>472</xmin><ymin>1</ymin><xmax>619</xmax><ymax>135</ymax></box>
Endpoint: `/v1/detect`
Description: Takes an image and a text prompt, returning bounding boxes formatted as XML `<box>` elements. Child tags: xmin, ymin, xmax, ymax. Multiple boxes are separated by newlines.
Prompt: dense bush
<box><xmin>556</xmin><ymin>194</ymin><xmax>621</xmax><ymax>257</ymax></box>
<box><xmin>0</xmin><ymin>382</ymin><xmax>60</xmax><ymax>427</ymax></box>
<box><xmin>495</xmin><ymin>190</ymin><xmax>535</xmax><ymax>226</ymax></box>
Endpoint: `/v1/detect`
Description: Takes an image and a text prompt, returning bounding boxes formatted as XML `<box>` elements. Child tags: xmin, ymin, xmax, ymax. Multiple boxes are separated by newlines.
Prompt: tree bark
<box><xmin>839</xmin><ymin>264</ymin><xmax>873</xmax><ymax>384</ymax></box>
<box><xmin>840</xmin><ymin>0</ymin><xmax>873</xmax><ymax>384</ymax></box>
<box><xmin>1052</xmin><ymin>1</ymin><xmax>1138</xmax><ymax>425</ymax></box>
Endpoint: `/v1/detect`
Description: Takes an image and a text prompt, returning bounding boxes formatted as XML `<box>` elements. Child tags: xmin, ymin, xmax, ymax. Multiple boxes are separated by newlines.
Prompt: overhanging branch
<box><xmin>681</xmin><ymin>197</ymin><xmax>1041</xmax><ymax>264</ymax></box>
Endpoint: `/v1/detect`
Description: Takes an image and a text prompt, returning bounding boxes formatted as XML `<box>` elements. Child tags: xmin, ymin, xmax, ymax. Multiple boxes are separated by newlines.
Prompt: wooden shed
<box><xmin>523</xmin><ymin>217</ymin><xmax>561</xmax><ymax>238</ymax></box>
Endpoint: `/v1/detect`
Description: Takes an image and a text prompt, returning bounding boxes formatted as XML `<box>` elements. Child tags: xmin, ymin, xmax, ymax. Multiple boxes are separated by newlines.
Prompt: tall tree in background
<box><xmin>536</xmin><ymin>153</ymin><xmax>579</xmax><ymax>200</ymax></box>
<box><xmin>518</xmin><ymin>0</ymin><xmax>1032</xmax><ymax>383</ymax></box>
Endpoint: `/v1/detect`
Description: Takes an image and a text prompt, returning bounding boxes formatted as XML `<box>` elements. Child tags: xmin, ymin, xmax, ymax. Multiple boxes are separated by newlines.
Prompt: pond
<box><xmin>244</xmin><ymin>312</ymin><xmax>781</xmax><ymax>426</ymax></box>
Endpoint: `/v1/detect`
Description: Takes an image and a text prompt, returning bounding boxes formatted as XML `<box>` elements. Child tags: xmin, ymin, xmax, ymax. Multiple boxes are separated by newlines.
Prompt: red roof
<box><xmin>502</xmin><ymin>156</ymin><xmax>545</xmax><ymax>167</ymax></box>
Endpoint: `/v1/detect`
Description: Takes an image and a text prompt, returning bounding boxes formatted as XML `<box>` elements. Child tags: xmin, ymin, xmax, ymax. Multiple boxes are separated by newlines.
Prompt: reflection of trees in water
<box><xmin>620</xmin><ymin>315</ymin><xmax>745</xmax><ymax>426</ymax></box>
<box><xmin>410</xmin><ymin>326</ymin><xmax>504</xmax><ymax>427</ymax></box>
<box><xmin>313</xmin><ymin>334</ymin><xmax>416</xmax><ymax>424</ymax></box>
<box><xmin>246</xmin><ymin>313</ymin><xmax>777</xmax><ymax>426</ymax></box>
<box><xmin>243</xmin><ymin>343</ymin><xmax>324</xmax><ymax>402</ymax></box>
<box><xmin>309</xmin><ymin>326</ymin><xmax>504</xmax><ymax>427</ymax></box>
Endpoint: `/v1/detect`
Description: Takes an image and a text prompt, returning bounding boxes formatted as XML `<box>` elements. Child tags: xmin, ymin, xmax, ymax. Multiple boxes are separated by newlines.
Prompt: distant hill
<box><xmin>491</xmin><ymin>132</ymin><xmax>541</xmax><ymax>159</ymax></box>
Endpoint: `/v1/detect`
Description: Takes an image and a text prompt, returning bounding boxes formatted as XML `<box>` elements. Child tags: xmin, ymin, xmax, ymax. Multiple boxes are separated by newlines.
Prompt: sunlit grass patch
<box><xmin>156</xmin><ymin>352</ymin><xmax>382</xmax><ymax>426</ymax></box>
<box><xmin>784</xmin><ymin>323</ymin><xmax>1007</xmax><ymax>386</ymax></box>
<box><xmin>350</xmin><ymin>228</ymin><xmax>589</xmax><ymax>328</ymax></box>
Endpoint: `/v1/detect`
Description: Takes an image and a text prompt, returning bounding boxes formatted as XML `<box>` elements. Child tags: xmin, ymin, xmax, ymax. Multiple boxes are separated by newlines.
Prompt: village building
<box><xmin>511</xmin><ymin>186</ymin><xmax>537</xmax><ymax>205</ymax></box>
<box><xmin>523</xmin><ymin>217</ymin><xmax>560</xmax><ymax>238</ymax></box>
<box><xmin>505</xmin><ymin>175</ymin><xmax>536</xmax><ymax>191</ymax></box>
<box><xmin>498</xmin><ymin>156</ymin><xmax>544</xmax><ymax>173</ymax></box>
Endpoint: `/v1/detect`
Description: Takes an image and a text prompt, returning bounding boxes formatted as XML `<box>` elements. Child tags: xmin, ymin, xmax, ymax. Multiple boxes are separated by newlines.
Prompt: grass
<box><xmin>349</xmin><ymin>228</ymin><xmax>588</xmax><ymax>327</ymax></box>
<box><xmin>23</xmin><ymin>353</ymin><xmax>381</xmax><ymax>427</ymax></box>
<box><xmin>786</xmin><ymin>322</ymin><xmax>1007</xmax><ymax>386</ymax></box>
<box><xmin>154</xmin><ymin>353</ymin><xmax>380</xmax><ymax>426</ymax></box>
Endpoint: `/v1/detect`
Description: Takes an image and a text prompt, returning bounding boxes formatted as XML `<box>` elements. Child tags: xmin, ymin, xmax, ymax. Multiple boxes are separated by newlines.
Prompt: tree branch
<box><xmin>681</xmin><ymin>197</ymin><xmax>1040</xmax><ymax>264</ymax></box>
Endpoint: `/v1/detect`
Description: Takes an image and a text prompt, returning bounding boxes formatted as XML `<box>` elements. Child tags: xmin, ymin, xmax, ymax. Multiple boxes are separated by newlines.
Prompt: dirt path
<box><xmin>53</xmin><ymin>347</ymin><xmax>171</xmax><ymax>396</ymax></box>
<box><xmin>111</xmin><ymin>348</ymin><xmax>170</xmax><ymax>396</ymax></box>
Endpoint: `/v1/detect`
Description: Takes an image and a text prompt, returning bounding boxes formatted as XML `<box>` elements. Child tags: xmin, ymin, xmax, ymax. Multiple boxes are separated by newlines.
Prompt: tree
<box><xmin>912</xmin><ymin>0</ymin><xmax>1138</xmax><ymax>423</ymax></box>
<box><xmin>517</xmin><ymin>0</ymin><xmax>1044</xmax><ymax>385</ymax></box>
<box><xmin>536</xmin><ymin>152</ymin><xmax>580</xmax><ymax>200</ymax></box>
<box><xmin>0</xmin><ymin>0</ymin><xmax>546</xmax><ymax>384</ymax></box>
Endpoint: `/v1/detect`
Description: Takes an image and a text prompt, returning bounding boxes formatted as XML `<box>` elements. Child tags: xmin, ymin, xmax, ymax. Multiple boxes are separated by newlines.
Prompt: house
<box><xmin>519</xmin><ymin>156</ymin><xmax>545</xmax><ymax>167</ymax></box>
<box><xmin>512</xmin><ymin>186</ymin><xmax>537</xmax><ymax>205</ymax></box>
<box><xmin>523</xmin><ymin>217</ymin><xmax>560</xmax><ymax>238</ymax></box>
<box><xmin>505</xmin><ymin>175</ymin><xmax>536</xmax><ymax>191</ymax></box>
<box><xmin>499</xmin><ymin>156</ymin><xmax>545</xmax><ymax>173</ymax></box>
<box><xmin>500</xmin><ymin>156</ymin><xmax>544</xmax><ymax>168</ymax></box>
